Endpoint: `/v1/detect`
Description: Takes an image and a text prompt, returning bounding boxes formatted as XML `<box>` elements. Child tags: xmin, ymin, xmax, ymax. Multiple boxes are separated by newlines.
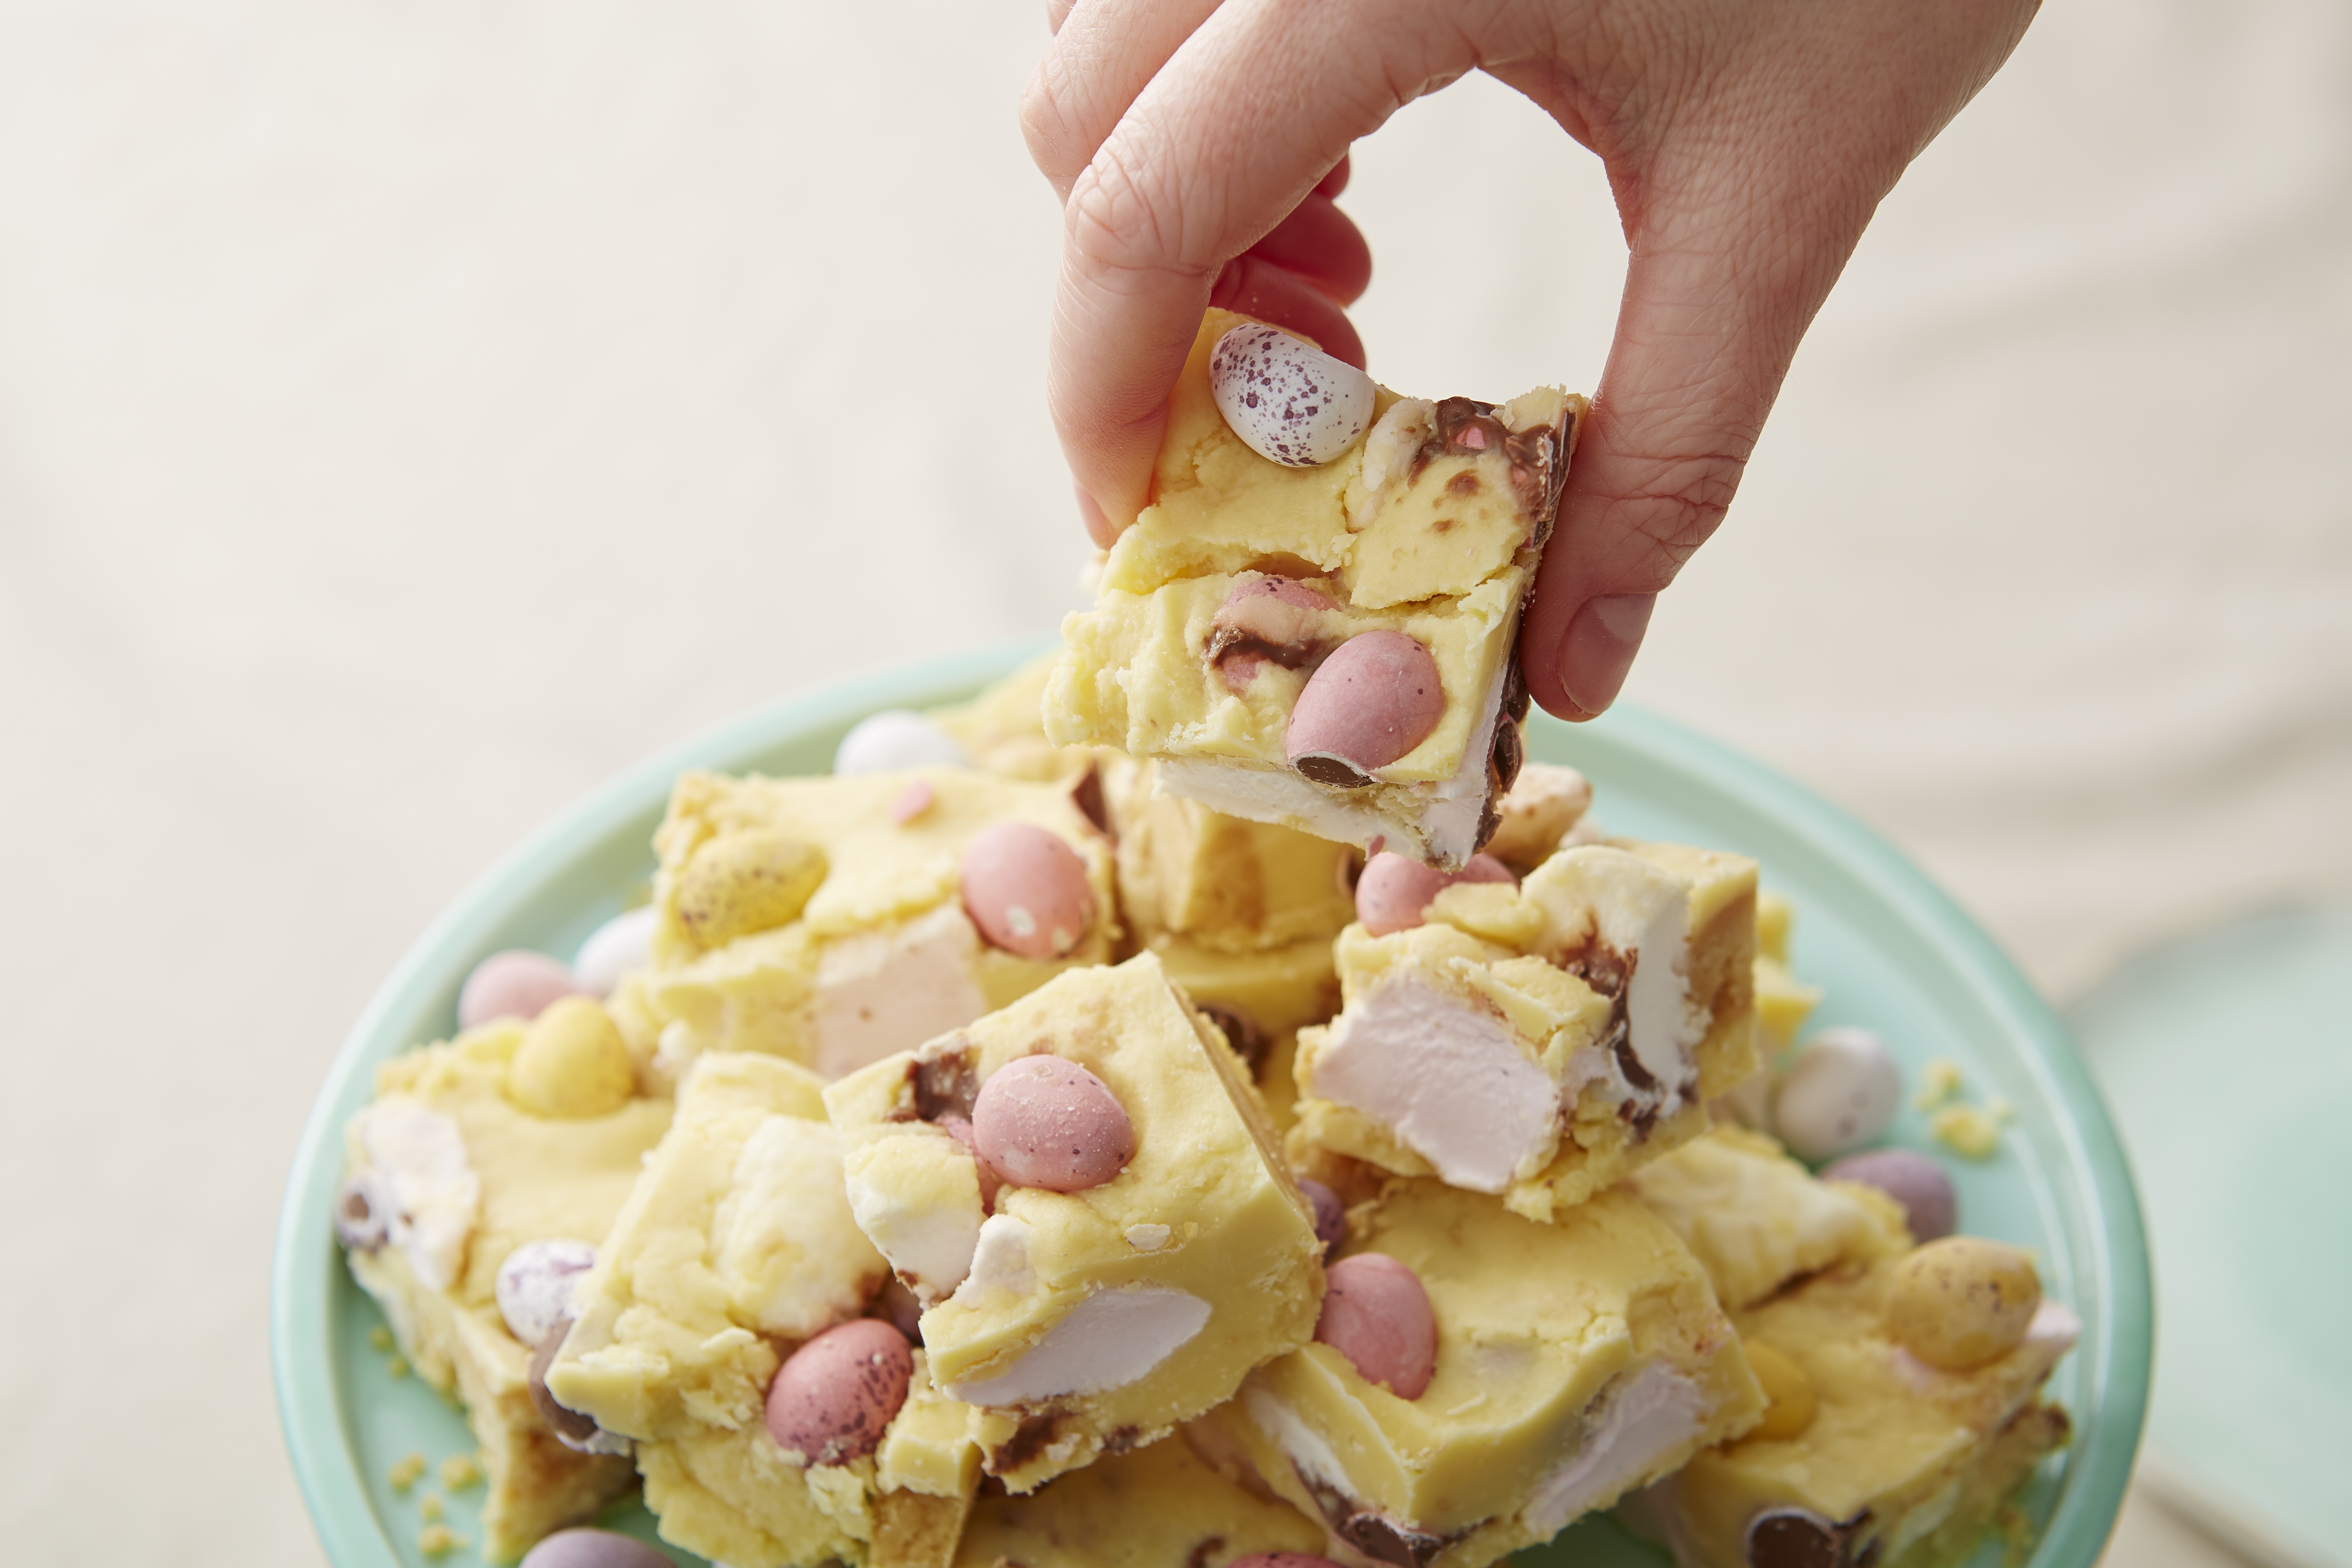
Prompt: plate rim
<box><xmin>272</xmin><ymin>640</ymin><xmax>2151</xmax><ymax>1567</ymax></box>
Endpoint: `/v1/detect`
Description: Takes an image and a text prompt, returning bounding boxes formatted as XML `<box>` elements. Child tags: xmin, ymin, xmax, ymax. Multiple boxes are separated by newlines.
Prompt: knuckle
<box><xmin>1017</xmin><ymin>64</ymin><xmax>1081</xmax><ymax>177</ymax></box>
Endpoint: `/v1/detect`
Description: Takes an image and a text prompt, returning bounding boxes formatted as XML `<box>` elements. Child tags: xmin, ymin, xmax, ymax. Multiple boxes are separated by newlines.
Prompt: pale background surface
<box><xmin>1</xmin><ymin>2</ymin><xmax>2344</xmax><ymax>1565</ymax></box>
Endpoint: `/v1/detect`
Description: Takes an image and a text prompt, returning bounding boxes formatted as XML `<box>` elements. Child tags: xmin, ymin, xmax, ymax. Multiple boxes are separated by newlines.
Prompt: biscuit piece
<box><xmin>614</xmin><ymin>769</ymin><xmax>1115</xmax><ymax>1082</ymax></box>
<box><xmin>1207</xmin><ymin>1180</ymin><xmax>1763</xmax><ymax>1568</ymax></box>
<box><xmin>1045</xmin><ymin>309</ymin><xmax>1588</xmax><ymax>870</ymax></box>
<box><xmin>545</xmin><ymin>1053</ymin><xmax>973</xmax><ymax>1568</ymax></box>
<box><xmin>336</xmin><ymin>1017</ymin><xmax>673</xmax><ymax>1561</ymax></box>
<box><xmin>825</xmin><ymin>953</ymin><xmax>1326</xmax><ymax>1493</ymax></box>
<box><xmin>1289</xmin><ymin>841</ymin><xmax>1758</xmax><ymax>1221</ymax></box>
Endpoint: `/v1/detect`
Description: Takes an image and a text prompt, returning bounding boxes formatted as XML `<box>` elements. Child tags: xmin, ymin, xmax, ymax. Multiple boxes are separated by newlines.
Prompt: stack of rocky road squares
<box><xmin>334</xmin><ymin>312</ymin><xmax>2077</xmax><ymax>1568</ymax></box>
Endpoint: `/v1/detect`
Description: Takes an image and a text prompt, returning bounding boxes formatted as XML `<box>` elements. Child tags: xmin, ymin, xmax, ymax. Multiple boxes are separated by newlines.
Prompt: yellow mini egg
<box><xmin>509</xmin><ymin>997</ymin><xmax>635</xmax><ymax>1118</ymax></box>
<box><xmin>1885</xmin><ymin>1236</ymin><xmax>2042</xmax><ymax>1370</ymax></box>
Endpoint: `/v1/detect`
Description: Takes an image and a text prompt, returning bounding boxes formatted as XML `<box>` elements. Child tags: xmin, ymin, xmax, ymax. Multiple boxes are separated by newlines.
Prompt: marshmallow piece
<box><xmin>1209</xmin><ymin>322</ymin><xmax>1375</xmax><ymax>467</ymax></box>
<box><xmin>1310</xmin><ymin>977</ymin><xmax>1561</xmax><ymax>1193</ymax></box>
<box><xmin>1518</xmin><ymin>1360</ymin><xmax>1711</xmax><ymax>1533</ymax></box>
<box><xmin>1773</xmin><ymin>1027</ymin><xmax>1902</xmax><ymax>1161</ymax></box>
<box><xmin>349</xmin><ymin>1097</ymin><xmax>479</xmax><ymax>1295</ymax></box>
<box><xmin>711</xmin><ymin>1114</ymin><xmax>885</xmax><ymax>1338</ymax></box>
<box><xmin>764</xmin><ymin>1318</ymin><xmax>916</xmax><ymax>1467</ymax></box>
<box><xmin>519</xmin><ymin>1529</ymin><xmax>672</xmax><ymax>1568</ymax></box>
<box><xmin>1821</xmin><ymin>1148</ymin><xmax>1958</xmax><ymax>1242</ymax></box>
<box><xmin>971</xmin><ymin>1055</ymin><xmax>1135</xmax><ymax>1193</ymax></box>
<box><xmin>961</xmin><ymin>822</ymin><xmax>1096</xmax><ymax>958</ymax></box>
<box><xmin>1286</xmin><ymin>631</ymin><xmax>1447</xmax><ymax>786</ymax></box>
<box><xmin>947</xmin><ymin>1285</ymin><xmax>1212</xmax><ymax>1406</ymax></box>
<box><xmin>843</xmin><ymin>1128</ymin><xmax>986</xmax><ymax>1306</ymax></box>
<box><xmin>1315</xmin><ymin>1253</ymin><xmax>1436</xmax><ymax>1399</ymax></box>
<box><xmin>570</xmin><ymin>907</ymin><xmax>656</xmax><ymax>998</ymax></box>
<box><xmin>834</xmin><ymin>709</ymin><xmax>971</xmax><ymax>774</ymax></box>
<box><xmin>812</xmin><ymin>903</ymin><xmax>991</xmax><ymax>1079</ymax></box>
<box><xmin>495</xmin><ymin>1238</ymin><xmax>596</xmax><ymax>1348</ymax></box>
<box><xmin>458</xmin><ymin>950</ymin><xmax>578</xmax><ymax>1029</ymax></box>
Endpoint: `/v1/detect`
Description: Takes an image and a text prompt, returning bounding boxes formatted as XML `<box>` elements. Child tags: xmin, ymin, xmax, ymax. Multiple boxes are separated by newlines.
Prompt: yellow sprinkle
<box><xmin>440</xmin><ymin>1454</ymin><xmax>484</xmax><ymax>1492</ymax></box>
<box><xmin>418</xmin><ymin>1524</ymin><xmax>466</xmax><ymax>1559</ymax></box>
<box><xmin>368</xmin><ymin>1326</ymin><xmax>394</xmax><ymax>1352</ymax></box>
<box><xmin>389</xmin><ymin>1454</ymin><xmax>428</xmax><ymax>1494</ymax></box>
<box><xmin>385</xmin><ymin>1355</ymin><xmax>411</xmax><ymax>1381</ymax></box>
<box><xmin>419</xmin><ymin>1496</ymin><xmax>445</xmax><ymax>1523</ymax></box>
<box><xmin>1914</xmin><ymin>1058</ymin><xmax>1964</xmax><ymax>1110</ymax></box>
<box><xmin>1930</xmin><ymin>1103</ymin><xmax>2003</xmax><ymax>1160</ymax></box>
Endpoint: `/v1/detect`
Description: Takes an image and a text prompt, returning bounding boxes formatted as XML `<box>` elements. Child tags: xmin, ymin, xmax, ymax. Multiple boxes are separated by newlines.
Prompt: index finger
<box><xmin>1050</xmin><ymin>0</ymin><xmax>1485</xmax><ymax>530</ymax></box>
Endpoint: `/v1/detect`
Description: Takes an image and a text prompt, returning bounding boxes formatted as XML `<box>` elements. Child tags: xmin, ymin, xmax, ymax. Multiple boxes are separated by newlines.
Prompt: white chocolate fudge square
<box><xmin>1044</xmin><ymin>308</ymin><xmax>1588</xmax><ymax>870</ymax></box>
<box><xmin>615</xmin><ymin>768</ymin><xmax>1115</xmax><ymax>1081</ymax></box>
<box><xmin>824</xmin><ymin>953</ymin><xmax>1326</xmax><ymax>1493</ymax></box>
<box><xmin>335</xmin><ymin>1014</ymin><xmax>673</xmax><ymax>1561</ymax></box>
<box><xmin>1208</xmin><ymin>1179</ymin><xmax>1763</xmax><ymax>1568</ymax></box>
<box><xmin>1290</xmin><ymin>840</ymin><xmax>1758</xmax><ymax>1221</ymax></box>
<box><xmin>544</xmin><ymin>1053</ymin><xmax>969</xmax><ymax>1568</ymax></box>
<box><xmin>1644</xmin><ymin>1254</ymin><xmax>2077</xmax><ymax>1568</ymax></box>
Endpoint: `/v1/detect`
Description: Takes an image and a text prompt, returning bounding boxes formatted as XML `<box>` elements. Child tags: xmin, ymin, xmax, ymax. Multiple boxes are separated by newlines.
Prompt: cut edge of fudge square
<box><xmin>1287</xmin><ymin>839</ymin><xmax>1759</xmax><ymax>1221</ymax></box>
<box><xmin>619</xmin><ymin>767</ymin><xmax>1118</xmax><ymax>1082</ymax></box>
<box><xmin>1203</xmin><ymin>1178</ymin><xmax>1764</xmax><ymax>1568</ymax></box>
<box><xmin>823</xmin><ymin>951</ymin><xmax>1326</xmax><ymax>1494</ymax></box>
<box><xmin>1043</xmin><ymin>308</ymin><xmax>1591</xmax><ymax>871</ymax></box>
<box><xmin>334</xmin><ymin>1017</ymin><xmax>675</xmax><ymax>1561</ymax></box>
<box><xmin>950</xmin><ymin>1429</ymin><xmax>1329</xmax><ymax>1568</ymax></box>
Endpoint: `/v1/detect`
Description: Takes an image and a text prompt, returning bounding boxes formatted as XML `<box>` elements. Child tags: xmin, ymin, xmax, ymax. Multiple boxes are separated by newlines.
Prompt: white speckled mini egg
<box><xmin>1210</xmin><ymin>323</ymin><xmax>1376</xmax><ymax>467</ymax></box>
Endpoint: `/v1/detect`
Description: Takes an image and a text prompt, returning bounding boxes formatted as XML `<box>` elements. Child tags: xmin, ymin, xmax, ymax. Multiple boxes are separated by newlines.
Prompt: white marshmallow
<box><xmin>1209</xmin><ymin>323</ymin><xmax>1376</xmax><ymax>468</ymax></box>
<box><xmin>947</xmin><ymin>1285</ymin><xmax>1210</xmax><ymax>1406</ymax></box>
<box><xmin>711</xmin><ymin>1114</ymin><xmax>884</xmax><ymax>1337</ymax></box>
<box><xmin>954</xmin><ymin>1212</ymin><xmax>1038</xmax><ymax>1303</ymax></box>
<box><xmin>1313</xmin><ymin>978</ymin><xmax>1557</xmax><ymax>1192</ymax></box>
<box><xmin>1773</xmin><ymin>1027</ymin><xmax>1902</xmax><ymax>1161</ymax></box>
<box><xmin>350</xmin><ymin>1097</ymin><xmax>479</xmax><ymax>1295</ymax></box>
<box><xmin>833</xmin><ymin>710</ymin><xmax>970</xmax><ymax>775</ymax></box>
<box><xmin>571</xmin><ymin>905</ymin><xmax>657</xmax><ymax>998</ymax></box>
<box><xmin>1520</xmin><ymin>1362</ymin><xmax>1709</xmax><ymax>1533</ymax></box>
<box><xmin>812</xmin><ymin>903</ymin><xmax>991</xmax><ymax>1079</ymax></box>
<box><xmin>844</xmin><ymin>1131</ymin><xmax>986</xmax><ymax>1306</ymax></box>
<box><xmin>493</xmin><ymin>1238</ymin><xmax>595</xmax><ymax>1347</ymax></box>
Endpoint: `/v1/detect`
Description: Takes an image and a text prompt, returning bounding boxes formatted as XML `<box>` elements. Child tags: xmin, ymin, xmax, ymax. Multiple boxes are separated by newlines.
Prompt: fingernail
<box><xmin>1074</xmin><ymin>486</ymin><xmax>1117</xmax><ymax>548</ymax></box>
<box><xmin>1558</xmin><ymin>593</ymin><xmax>1655</xmax><ymax>717</ymax></box>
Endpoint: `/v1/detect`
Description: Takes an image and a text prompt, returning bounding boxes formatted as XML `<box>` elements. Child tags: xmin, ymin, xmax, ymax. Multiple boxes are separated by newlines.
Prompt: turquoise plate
<box><xmin>273</xmin><ymin>643</ymin><xmax>2151</xmax><ymax>1568</ymax></box>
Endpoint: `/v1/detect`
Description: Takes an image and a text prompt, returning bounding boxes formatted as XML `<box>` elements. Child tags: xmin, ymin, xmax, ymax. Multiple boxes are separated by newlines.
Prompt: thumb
<box><xmin>1518</xmin><ymin>221</ymin><xmax>1822</xmax><ymax>720</ymax></box>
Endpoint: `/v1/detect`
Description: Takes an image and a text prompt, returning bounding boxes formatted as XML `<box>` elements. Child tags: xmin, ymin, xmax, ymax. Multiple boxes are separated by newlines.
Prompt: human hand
<box><xmin>1022</xmin><ymin>0</ymin><xmax>2039</xmax><ymax>718</ymax></box>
